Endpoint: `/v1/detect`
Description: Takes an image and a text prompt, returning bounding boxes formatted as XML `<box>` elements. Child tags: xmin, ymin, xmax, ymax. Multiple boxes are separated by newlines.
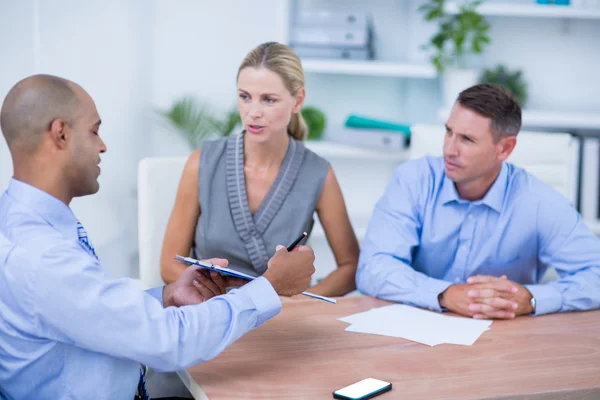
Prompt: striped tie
<box><xmin>136</xmin><ymin>366</ymin><xmax>150</xmax><ymax>400</ymax></box>
<box><xmin>76</xmin><ymin>221</ymin><xmax>97</xmax><ymax>259</ymax></box>
<box><xmin>76</xmin><ymin>222</ymin><xmax>150</xmax><ymax>400</ymax></box>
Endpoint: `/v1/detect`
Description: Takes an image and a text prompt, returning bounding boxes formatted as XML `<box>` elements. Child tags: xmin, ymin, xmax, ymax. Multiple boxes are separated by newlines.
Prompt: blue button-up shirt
<box><xmin>357</xmin><ymin>156</ymin><xmax>600</xmax><ymax>316</ymax></box>
<box><xmin>0</xmin><ymin>179</ymin><xmax>281</xmax><ymax>400</ymax></box>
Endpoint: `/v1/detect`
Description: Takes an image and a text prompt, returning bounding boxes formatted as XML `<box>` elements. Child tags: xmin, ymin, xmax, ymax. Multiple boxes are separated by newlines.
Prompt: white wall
<box><xmin>0</xmin><ymin>1</ymin><xmax>35</xmax><ymax>192</ymax></box>
<box><xmin>150</xmin><ymin>0</ymin><xmax>289</xmax><ymax>157</ymax></box>
<box><xmin>0</xmin><ymin>0</ymin><xmax>154</xmax><ymax>278</ymax></box>
<box><xmin>0</xmin><ymin>0</ymin><xmax>289</xmax><ymax>278</ymax></box>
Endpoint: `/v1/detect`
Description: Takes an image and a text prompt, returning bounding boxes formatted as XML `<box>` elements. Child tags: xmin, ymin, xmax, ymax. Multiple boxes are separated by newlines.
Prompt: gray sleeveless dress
<box><xmin>192</xmin><ymin>132</ymin><xmax>329</xmax><ymax>277</ymax></box>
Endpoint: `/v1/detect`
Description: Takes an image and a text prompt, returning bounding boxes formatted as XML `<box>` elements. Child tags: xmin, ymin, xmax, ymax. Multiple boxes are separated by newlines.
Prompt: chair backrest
<box><xmin>138</xmin><ymin>157</ymin><xmax>187</xmax><ymax>288</ymax></box>
<box><xmin>304</xmin><ymin>141</ymin><xmax>408</xmax><ymax>229</ymax></box>
<box><xmin>409</xmin><ymin>124</ymin><xmax>578</xmax><ymax>204</ymax></box>
<box><xmin>303</xmin><ymin>142</ymin><xmax>407</xmax><ymax>282</ymax></box>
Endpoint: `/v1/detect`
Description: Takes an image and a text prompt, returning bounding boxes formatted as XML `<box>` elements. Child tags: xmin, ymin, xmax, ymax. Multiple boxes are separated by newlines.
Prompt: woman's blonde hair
<box><xmin>237</xmin><ymin>42</ymin><xmax>307</xmax><ymax>141</ymax></box>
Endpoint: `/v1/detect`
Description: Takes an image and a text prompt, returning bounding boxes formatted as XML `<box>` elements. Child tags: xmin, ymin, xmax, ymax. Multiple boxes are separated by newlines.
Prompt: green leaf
<box><xmin>479</xmin><ymin>63</ymin><xmax>529</xmax><ymax>106</ymax></box>
<box><xmin>431</xmin><ymin>32</ymin><xmax>447</xmax><ymax>49</ymax></box>
<box><xmin>433</xmin><ymin>55</ymin><xmax>444</xmax><ymax>73</ymax></box>
<box><xmin>159</xmin><ymin>97</ymin><xmax>241</xmax><ymax>148</ymax></box>
<box><xmin>419</xmin><ymin>0</ymin><xmax>491</xmax><ymax>72</ymax></box>
<box><xmin>219</xmin><ymin>106</ymin><xmax>241</xmax><ymax>137</ymax></box>
<box><xmin>301</xmin><ymin>106</ymin><xmax>326</xmax><ymax>140</ymax></box>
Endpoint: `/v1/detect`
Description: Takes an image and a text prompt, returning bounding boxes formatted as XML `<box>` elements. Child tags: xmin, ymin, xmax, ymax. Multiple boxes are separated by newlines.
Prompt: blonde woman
<box><xmin>160</xmin><ymin>42</ymin><xmax>359</xmax><ymax>298</ymax></box>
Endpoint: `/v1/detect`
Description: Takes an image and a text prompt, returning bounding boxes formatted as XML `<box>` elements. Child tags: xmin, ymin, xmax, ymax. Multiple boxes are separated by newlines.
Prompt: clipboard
<box><xmin>176</xmin><ymin>255</ymin><xmax>336</xmax><ymax>304</ymax></box>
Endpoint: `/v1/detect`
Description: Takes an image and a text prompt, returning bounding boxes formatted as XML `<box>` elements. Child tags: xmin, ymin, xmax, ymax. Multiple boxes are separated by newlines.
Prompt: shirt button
<box><xmin>454</xmin><ymin>277</ymin><xmax>461</xmax><ymax>283</ymax></box>
<box><xmin>468</xmin><ymin>215</ymin><xmax>473</xmax><ymax>220</ymax></box>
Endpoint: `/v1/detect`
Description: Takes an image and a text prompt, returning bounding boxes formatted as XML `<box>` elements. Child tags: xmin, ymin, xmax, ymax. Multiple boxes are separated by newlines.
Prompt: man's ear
<box><xmin>48</xmin><ymin>118</ymin><xmax>70</xmax><ymax>150</ymax></box>
<box><xmin>292</xmin><ymin>88</ymin><xmax>306</xmax><ymax>114</ymax></box>
<box><xmin>497</xmin><ymin>136</ymin><xmax>516</xmax><ymax>161</ymax></box>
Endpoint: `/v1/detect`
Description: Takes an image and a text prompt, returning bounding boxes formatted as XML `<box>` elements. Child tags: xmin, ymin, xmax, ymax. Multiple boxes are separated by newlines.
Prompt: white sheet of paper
<box><xmin>339</xmin><ymin>304</ymin><xmax>492</xmax><ymax>346</ymax></box>
<box><xmin>337</xmin><ymin>308</ymin><xmax>380</xmax><ymax>324</ymax></box>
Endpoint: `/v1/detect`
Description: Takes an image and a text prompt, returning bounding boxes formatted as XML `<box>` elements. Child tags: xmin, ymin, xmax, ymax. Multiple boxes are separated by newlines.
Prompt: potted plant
<box><xmin>159</xmin><ymin>96</ymin><xmax>241</xmax><ymax>149</ymax></box>
<box><xmin>480</xmin><ymin>64</ymin><xmax>528</xmax><ymax>107</ymax></box>
<box><xmin>419</xmin><ymin>0</ymin><xmax>490</xmax><ymax>107</ymax></box>
<box><xmin>301</xmin><ymin>106</ymin><xmax>326</xmax><ymax>140</ymax></box>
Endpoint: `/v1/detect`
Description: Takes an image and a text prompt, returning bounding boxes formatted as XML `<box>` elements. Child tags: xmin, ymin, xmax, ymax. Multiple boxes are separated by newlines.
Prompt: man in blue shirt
<box><xmin>357</xmin><ymin>84</ymin><xmax>600</xmax><ymax>319</ymax></box>
<box><xmin>0</xmin><ymin>74</ymin><xmax>316</xmax><ymax>400</ymax></box>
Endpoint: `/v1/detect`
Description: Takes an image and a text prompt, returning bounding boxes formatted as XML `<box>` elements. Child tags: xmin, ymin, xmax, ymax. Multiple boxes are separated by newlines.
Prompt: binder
<box><xmin>291</xmin><ymin>26</ymin><xmax>369</xmax><ymax>48</ymax></box>
<box><xmin>293</xmin><ymin>45</ymin><xmax>371</xmax><ymax>60</ymax></box>
<box><xmin>296</xmin><ymin>10</ymin><xmax>370</xmax><ymax>28</ymax></box>
<box><xmin>345</xmin><ymin>115</ymin><xmax>412</xmax><ymax>135</ymax></box>
<box><xmin>340</xmin><ymin>128</ymin><xmax>409</xmax><ymax>150</ymax></box>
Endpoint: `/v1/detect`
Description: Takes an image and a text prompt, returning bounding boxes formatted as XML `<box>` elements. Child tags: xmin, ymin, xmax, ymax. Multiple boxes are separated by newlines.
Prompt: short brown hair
<box><xmin>457</xmin><ymin>83</ymin><xmax>522</xmax><ymax>141</ymax></box>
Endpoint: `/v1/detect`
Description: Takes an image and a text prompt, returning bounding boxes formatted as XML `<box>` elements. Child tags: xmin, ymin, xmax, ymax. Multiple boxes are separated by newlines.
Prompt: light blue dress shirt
<box><xmin>357</xmin><ymin>156</ymin><xmax>600</xmax><ymax>316</ymax></box>
<box><xmin>0</xmin><ymin>178</ymin><xmax>281</xmax><ymax>400</ymax></box>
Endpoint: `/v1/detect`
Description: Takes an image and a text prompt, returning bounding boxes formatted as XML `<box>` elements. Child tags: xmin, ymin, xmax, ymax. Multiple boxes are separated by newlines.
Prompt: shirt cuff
<box><xmin>239</xmin><ymin>277</ymin><xmax>282</xmax><ymax>327</ymax></box>
<box><xmin>146</xmin><ymin>286</ymin><xmax>165</xmax><ymax>306</ymax></box>
<box><xmin>524</xmin><ymin>284</ymin><xmax>563</xmax><ymax>316</ymax></box>
<box><xmin>423</xmin><ymin>279</ymin><xmax>453</xmax><ymax>312</ymax></box>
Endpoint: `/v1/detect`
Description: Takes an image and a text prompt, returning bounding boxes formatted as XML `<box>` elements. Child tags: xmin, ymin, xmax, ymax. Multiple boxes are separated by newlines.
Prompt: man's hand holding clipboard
<box><xmin>176</xmin><ymin>233</ymin><xmax>336</xmax><ymax>304</ymax></box>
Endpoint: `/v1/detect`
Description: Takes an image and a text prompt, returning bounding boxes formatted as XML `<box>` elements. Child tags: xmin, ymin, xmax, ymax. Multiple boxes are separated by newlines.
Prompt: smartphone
<box><xmin>333</xmin><ymin>378</ymin><xmax>392</xmax><ymax>400</ymax></box>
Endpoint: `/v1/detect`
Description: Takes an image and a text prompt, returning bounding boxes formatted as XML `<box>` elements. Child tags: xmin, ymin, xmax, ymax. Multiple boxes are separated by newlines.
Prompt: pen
<box><xmin>300</xmin><ymin>291</ymin><xmax>337</xmax><ymax>304</ymax></box>
<box><xmin>286</xmin><ymin>232</ymin><xmax>307</xmax><ymax>252</ymax></box>
<box><xmin>176</xmin><ymin>254</ymin><xmax>336</xmax><ymax>304</ymax></box>
<box><xmin>284</xmin><ymin>232</ymin><xmax>336</xmax><ymax>304</ymax></box>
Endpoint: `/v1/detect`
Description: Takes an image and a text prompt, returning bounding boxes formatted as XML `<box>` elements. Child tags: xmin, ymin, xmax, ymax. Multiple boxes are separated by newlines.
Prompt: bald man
<box><xmin>0</xmin><ymin>75</ymin><xmax>316</xmax><ymax>400</ymax></box>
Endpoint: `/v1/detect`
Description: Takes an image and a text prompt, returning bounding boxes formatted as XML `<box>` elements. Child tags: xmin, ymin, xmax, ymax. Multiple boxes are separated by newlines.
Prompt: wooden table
<box><xmin>179</xmin><ymin>296</ymin><xmax>600</xmax><ymax>399</ymax></box>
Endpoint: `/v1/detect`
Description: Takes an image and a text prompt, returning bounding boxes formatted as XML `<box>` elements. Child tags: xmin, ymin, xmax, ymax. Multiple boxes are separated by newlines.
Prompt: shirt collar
<box><xmin>439</xmin><ymin>173</ymin><xmax>462</xmax><ymax>206</ymax></box>
<box><xmin>440</xmin><ymin>162</ymin><xmax>508</xmax><ymax>213</ymax></box>
<box><xmin>7</xmin><ymin>178</ymin><xmax>79</xmax><ymax>240</ymax></box>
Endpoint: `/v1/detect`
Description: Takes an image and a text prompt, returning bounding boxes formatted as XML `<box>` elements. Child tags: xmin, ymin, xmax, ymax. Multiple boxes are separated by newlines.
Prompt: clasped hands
<box><xmin>438</xmin><ymin>275</ymin><xmax>534</xmax><ymax>319</ymax></box>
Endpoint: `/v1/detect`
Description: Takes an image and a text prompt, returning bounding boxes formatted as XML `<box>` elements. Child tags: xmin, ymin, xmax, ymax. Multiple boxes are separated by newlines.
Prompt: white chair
<box><xmin>409</xmin><ymin>124</ymin><xmax>579</xmax><ymax>204</ymax></box>
<box><xmin>138</xmin><ymin>157</ymin><xmax>187</xmax><ymax>289</ymax></box>
<box><xmin>303</xmin><ymin>141</ymin><xmax>408</xmax><ymax>283</ymax></box>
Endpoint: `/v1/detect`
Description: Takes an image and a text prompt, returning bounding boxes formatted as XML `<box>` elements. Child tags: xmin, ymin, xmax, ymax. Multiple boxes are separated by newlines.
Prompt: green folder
<box><xmin>344</xmin><ymin>115</ymin><xmax>411</xmax><ymax>137</ymax></box>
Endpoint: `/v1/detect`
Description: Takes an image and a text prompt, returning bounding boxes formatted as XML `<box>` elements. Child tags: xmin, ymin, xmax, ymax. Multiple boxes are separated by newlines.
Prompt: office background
<box><xmin>1</xmin><ymin>0</ymin><xmax>599</xmax><ymax>280</ymax></box>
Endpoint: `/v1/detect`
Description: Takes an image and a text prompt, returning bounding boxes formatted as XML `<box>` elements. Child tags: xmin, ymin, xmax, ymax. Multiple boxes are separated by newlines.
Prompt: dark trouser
<box><xmin>145</xmin><ymin>368</ymin><xmax>193</xmax><ymax>399</ymax></box>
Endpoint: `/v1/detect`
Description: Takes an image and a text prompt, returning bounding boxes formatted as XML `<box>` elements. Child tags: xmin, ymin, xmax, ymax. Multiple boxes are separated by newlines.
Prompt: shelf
<box><xmin>445</xmin><ymin>2</ymin><xmax>600</xmax><ymax>19</ymax></box>
<box><xmin>438</xmin><ymin>108</ymin><xmax>600</xmax><ymax>130</ymax></box>
<box><xmin>301</xmin><ymin>59</ymin><xmax>437</xmax><ymax>79</ymax></box>
<box><xmin>521</xmin><ymin>110</ymin><xmax>600</xmax><ymax>130</ymax></box>
<box><xmin>305</xmin><ymin>140</ymin><xmax>409</xmax><ymax>161</ymax></box>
